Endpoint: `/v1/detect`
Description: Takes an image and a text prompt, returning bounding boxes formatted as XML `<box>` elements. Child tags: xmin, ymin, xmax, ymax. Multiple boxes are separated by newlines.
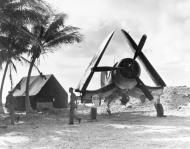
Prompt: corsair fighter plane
<box><xmin>75</xmin><ymin>29</ymin><xmax>166</xmax><ymax>117</ymax></box>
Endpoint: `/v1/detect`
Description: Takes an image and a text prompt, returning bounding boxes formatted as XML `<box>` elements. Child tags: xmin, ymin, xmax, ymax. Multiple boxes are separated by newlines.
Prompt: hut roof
<box><xmin>12</xmin><ymin>74</ymin><xmax>53</xmax><ymax>97</ymax></box>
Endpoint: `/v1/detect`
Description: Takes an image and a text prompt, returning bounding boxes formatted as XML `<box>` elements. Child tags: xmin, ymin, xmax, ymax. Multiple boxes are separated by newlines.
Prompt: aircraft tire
<box><xmin>154</xmin><ymin>103</ymin><xmax>165</xmax><ymax>117</ymax></box>
<box><xmin>91</xmin><ymin>107</ymin><xmax>97</xmax><ymax>120</ymax></box>
<box><xmin>107</xmin><ymin>108</ymin><xmax>111</xmax><ymax>115</ymax></box>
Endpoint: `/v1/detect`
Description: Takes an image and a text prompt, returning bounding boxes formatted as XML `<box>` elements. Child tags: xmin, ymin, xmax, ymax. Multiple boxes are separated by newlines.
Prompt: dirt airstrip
<box><xmin>1</xmin><ymin>86</ymin><xmax>190</xmax><ymax>149</ymax></box>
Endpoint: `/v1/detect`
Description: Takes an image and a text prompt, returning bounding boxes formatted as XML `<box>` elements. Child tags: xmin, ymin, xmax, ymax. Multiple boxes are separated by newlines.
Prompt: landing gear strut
<box><xmin>153</xmin><ymin>94</ymin><xmax>166</xmax><ymax>117</ymax></box>
<box><xmin>154</xmin><ymin>103</ymin><xmax>165</xmax><ymax>117</ymax></box>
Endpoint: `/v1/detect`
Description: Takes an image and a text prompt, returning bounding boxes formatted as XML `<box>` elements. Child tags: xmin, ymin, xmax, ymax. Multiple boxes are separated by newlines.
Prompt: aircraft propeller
<box><xmin>120</xmin><ymin>30</ymin><xmax>154</xmax><ymax>100</ymax></box>
<box><xmin>121</xmin><ymin>29</ymin><xmax>166</xmax><ymax>87</ymax></box>
<box><xmin>76</xmin><ymin>29</ymin><xmax>164</xmax><ymax>101</ymax></box>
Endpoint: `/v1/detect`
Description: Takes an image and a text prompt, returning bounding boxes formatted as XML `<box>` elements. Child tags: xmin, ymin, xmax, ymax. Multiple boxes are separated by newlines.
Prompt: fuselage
<box><xmin>82</xmin><ymin>58</ymin><xmax>141</xmax><ymax>101</ymax></box>
<box><xmin>96</xmin><ymin>57</ymin><xmax>141</xmax><ymax>90</ymax></box>
<box><xmin>81</xmin><ymin>58</ymin><xmax>164</xmax><ymax>104</ymax></box>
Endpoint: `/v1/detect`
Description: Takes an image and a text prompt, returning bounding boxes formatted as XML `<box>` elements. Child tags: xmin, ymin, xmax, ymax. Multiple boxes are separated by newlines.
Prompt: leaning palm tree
<box><xmin>0</xmin><ymin>35</ymin><xmax>45</xmax><ymax>114</ymax></box>
<box><xmin>0</xmin><ymin>0</ymin><xmax>52</xmax><ymax>113</ymax></box>
<box><xmin>0</xmin><ymin>35</ymin><xmax>29</xmax><ymax>113</ymax></box>
<box><xmin>24</xmin><ymin>13</ymin><xmax>82</xmax><ymax>113</ymax></box>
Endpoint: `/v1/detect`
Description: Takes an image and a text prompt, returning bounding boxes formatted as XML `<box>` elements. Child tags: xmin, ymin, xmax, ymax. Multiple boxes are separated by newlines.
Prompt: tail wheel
<box><xmin>120</xmin><ymin>95</ymin><xmax>130</xmax><ymax>105</ymax></box>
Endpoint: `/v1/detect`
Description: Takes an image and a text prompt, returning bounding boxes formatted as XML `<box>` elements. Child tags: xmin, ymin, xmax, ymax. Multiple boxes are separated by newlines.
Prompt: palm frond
<box><xmin>20</xmin><ymin>56</ymin><xmax>41</xmax><ymax>74</ymax></box>
<box><xmin>0</xmin><ymin>50</ymin><xmax>8</xmax><ymax>62</ymax></box>
<box><xmin>60</xmin><ymin>26</ymin><xmax>80</xmax><ymax>33</ymax></box>
<box><xmin>0</xmin><ymin>0</ymin><xmax>15</xmax><ymax>12</ymax></box>
<box><xmin>10</xmin><ymin>9</ymin><xmax>46</xmax><ymax>25</ymax></box>
<box><xmin>21</xmin><ymin>0</ymin><xmax>52</xmax><ymax>14</ymax></box>
<box><xmin>44</xmin><ymin>13</ymin><xmax>67</xmax><ymax>39</ymax></box>
<box><xmin>3</xmin><ymin>0</ymin><xmax>52</xmax><ymax>15</ymax></box>
<box><xmin>0</xmin><ymin>0</ymin><xmax>12</xmax><ymax>7</ymax></box>
<box><xmin>44</xmin><ymin>26</ymin><xmax>80</xmax><ymax>43</ymax></box>
<box><xmin>3</xmin><ymin>1</ymin><xmax>23</xmax><ymax>11</ymax></box>
<box><xmin>0</xmin><ymin>23</ymin><xmax>19</xmax><ymax>36</ymax></box>
<box><xmin>0</xmin><ymin>0</ymin><xmax>51</xmax><ymax>39</ymax></box>
<box><xmin>32</xmin><ymin>25</ymin><xmax>44</xmax><ymax>38</ymax></box>
<box><xmin>10</xmin><ymin>60</ymin><xmax>17</xmax><ymax>73</ymax></box>
<box><xmin>0</xmin><ymin>36</ymin><xmax>30</xmax><ymax>69</ymax></box>
<box><xmin>20</xmin><ymin>56</ymin><xmax>31</xmax><ymax>64</ymax></box>
<box><xmin>0</xmin><ymin>36</ymin><xmax>10</xmax><ymax>48</ymax></box>
<box><xmin>0</xmin><ymin>13</ymin><xmax>10</xmax><ymax>24</ymax></box>
<box><xmin>1</xmin><ymin>0</ymin><xmax>82</xmax><ymax>63</ymax></box>
<box><xmin>0</xmin><ymin>35</ymin><xmax>29</xmax><ymax>54</ymax></box>
<box><xmin>45</xmin><ymin>32</ymin><xmax>82</xmax><ymax>48</ymax></box>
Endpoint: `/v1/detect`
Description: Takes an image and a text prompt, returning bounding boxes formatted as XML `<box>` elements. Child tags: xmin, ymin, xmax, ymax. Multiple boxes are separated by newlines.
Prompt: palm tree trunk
<box><xmin>9</xmin><ymin>65</ymin><xmax>13</xmax><ymax>90</ymax></box>
<box><xmin>25</xmin><ymin>57</ymin><xmax>36</xmax><ymax>114</ymax></box>
<box><xmin>0</xmin><ymin>61</ymin><xmax>9</xmax><ymax>114</ymax></box>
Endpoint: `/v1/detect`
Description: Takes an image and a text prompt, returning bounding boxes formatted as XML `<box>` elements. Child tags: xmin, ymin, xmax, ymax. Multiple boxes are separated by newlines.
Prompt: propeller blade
<box><xmin>138</xmin><ymin>35</ymin><xmax>147</xmax><ymax>50</ymax></box>
<box><xmin>133</xmin><ymin>35</ymin><xmax>147</xmax><ymax>60</ymax></box>
<box><xmin>133</xmin><ymin>52</ymin><xmax>138</xmax><ymax>60</ymax></box>
<box><xmin>121</xmin><ymin>29</ymin><xmax>166</xmax><ymax>87</ymax></box>
<box><xmin>92</xmin><ymin>66</ymin><xmax>115</xmax><ymax>72</ymax></box>
<box><xmin>121</xmin><ymin>29</ymin><xmax>138</xmax><ymax>50</ymax></box>
<box><xmin>76</xmin><ymin>31</ymin><xmax>115</xmax><ymax>92</ymax></box>
<box><xmin>135</xmin><ymin>76</ymin><xmax>153</xmax><ymax>100</ymax></box>
<box><xmin>92</xmin><ymin>66</ymin><xmax>131</xmax><ymax>72</ymax></box>
<box><xmin>138</xmin><ymin>53</ymin><xmax>166</xmax><ymax>87</ymax></box>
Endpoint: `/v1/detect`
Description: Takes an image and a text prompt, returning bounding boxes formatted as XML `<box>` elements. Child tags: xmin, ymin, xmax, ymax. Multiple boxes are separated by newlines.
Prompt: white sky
<box><xmin>1</xmin><ymin>0</ymin><xmax>190</xmax><ymax>103</ymax></box>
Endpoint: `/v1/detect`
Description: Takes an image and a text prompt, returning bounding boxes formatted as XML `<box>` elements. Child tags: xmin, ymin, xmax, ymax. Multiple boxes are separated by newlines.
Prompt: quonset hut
<box><xmin>6</xmin><ymin>74</ymin><xmax>68</xmax><ymax>111</ymax></box>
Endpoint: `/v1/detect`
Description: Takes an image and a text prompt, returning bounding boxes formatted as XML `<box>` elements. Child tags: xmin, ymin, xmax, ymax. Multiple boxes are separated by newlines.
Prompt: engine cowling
<box><xmin>112</xmin><ymin>58</ymin><xmax>141</xmax><ymax>89</ymax></box>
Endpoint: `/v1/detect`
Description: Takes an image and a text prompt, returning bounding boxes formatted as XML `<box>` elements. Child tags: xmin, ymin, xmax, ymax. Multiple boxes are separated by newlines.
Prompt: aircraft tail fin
<box><xmin>100</xmin><ymin>71</ymin><xmax>112</xmax><ymax>87</ymax></box>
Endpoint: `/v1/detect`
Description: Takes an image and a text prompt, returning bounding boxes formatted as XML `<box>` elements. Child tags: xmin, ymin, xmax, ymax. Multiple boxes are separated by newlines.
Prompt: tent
<box><xmin>6</xmin><ymin>74</ymin><xmax>68</xmax><ymax>111</ymax></box>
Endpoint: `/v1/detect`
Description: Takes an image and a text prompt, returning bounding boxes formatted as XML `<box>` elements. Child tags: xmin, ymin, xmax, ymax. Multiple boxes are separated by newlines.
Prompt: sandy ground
<box><xmin>1</xmin><ymin>86</ymin><xmax>190</xmax><ymax>149</ymax></box>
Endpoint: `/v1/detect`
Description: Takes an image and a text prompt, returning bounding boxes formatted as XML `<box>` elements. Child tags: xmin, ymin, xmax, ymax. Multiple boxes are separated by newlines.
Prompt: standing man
<box><xmin>69</xmin><ymin>87</ymin><xmax>81</xmax><ymax>125</ymax></box>
<box><xmin>6</xmin><ymin>91</ymin><xmax>15</xmax><ymax>125</ymax></box>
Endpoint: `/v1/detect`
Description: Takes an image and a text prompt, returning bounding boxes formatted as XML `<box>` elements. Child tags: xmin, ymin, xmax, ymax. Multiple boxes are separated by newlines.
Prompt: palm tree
<box><xmin>24</xmin><ymin>13</ymin><xmax>82</xmax><ymax>113</ymax></box>
<box><xmin>0</xmin><ymin>36</ymin><xmax>46</xmax><ymax>114</ymax></box>
<box><xmin>0</xmin><ymin>35</ymin><xmax>29</xmax><ymax>113</ymax></box>
<box><xmin>0</xmin><ymin>0</ymin><xmax>52</xmax><ymax>113</ymax></box>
